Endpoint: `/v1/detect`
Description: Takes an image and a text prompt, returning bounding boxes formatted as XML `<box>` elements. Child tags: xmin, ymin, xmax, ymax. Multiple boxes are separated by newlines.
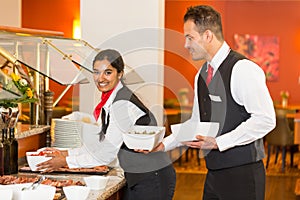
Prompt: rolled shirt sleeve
<box><xmin>216</xmin><ymin>59</ymin><xmax>276</xmax><ymax>151</ymax></box>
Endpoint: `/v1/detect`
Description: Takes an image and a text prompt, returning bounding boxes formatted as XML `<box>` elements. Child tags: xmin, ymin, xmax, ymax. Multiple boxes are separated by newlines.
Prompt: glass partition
<box><xmin>0</xmin><ymin>28</ymin><xmax>145</xmax><ymax>125</ymax></box>
<box><xmin>0</xmin><ymin>32</ymin><xmax>89</xmax><ymax>85</ymax></box>
<box><xmin>0</xmin><ymin>31</ymin><xmax>144</xmax><ymax>92</ymax></box>
<box><xmin>44</xmin><ymin>38</ymin><xmax>144</xmax><ymax>85</ymax></box>
<box><xmin>43</xmin><ymin>38</ymin><xmax>97</xmax><ymax>73</ymax></box>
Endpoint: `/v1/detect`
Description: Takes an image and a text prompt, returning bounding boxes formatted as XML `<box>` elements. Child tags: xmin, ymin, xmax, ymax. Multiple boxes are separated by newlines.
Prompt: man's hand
<box><xmin>183</xmin><ymin>135</ymin><xmax>218</xmax><ymax>150</ymax></box>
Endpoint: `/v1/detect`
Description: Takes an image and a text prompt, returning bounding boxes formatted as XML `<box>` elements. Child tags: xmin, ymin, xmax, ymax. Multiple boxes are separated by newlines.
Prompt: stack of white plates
<box><xmin>51</xmin><ymin>119</ymin><xmax>83</xmax><ymax>148</ymax></box>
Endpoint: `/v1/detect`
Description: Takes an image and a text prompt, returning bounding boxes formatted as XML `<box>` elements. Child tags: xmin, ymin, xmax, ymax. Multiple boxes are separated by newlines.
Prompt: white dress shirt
<box><xmin>66</xmin><ymin>82</ymin><xmax>145</xmax><ymax>168</ymax></box>
<box><xmin>163</xmin><ymin>42</ymin><xmax>276</xmax><ymax>152</ymax></box>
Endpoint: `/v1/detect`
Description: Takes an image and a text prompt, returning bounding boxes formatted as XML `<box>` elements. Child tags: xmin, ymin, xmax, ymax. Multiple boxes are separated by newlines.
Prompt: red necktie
<box><xmin>206</xmin><ymin>64</ymin><xmax>214</xmax><ymax>85</ymax></box>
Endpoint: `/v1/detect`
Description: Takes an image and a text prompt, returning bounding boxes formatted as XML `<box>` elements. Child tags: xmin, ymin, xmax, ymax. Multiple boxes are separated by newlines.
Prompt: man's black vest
<box><xmin>111</xmin><ymin>86</ymin><xmax>172</xmax><ymax>187</ymax></box>
<box><xmin>198</xmin><ymin>50</ymin><xmax>265</xmax><ymax>170</ymax></box>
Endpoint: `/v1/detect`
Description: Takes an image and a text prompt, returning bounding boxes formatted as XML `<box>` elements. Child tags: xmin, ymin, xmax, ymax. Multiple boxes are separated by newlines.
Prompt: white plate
<box><xmin>171</xmin><ymin>121</ymin><xmax>219</xmax><ymax>142</ymax></box>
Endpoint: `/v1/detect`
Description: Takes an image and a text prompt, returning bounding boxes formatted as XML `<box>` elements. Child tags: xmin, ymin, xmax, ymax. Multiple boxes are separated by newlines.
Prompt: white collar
<box><xmin>209</xmin><ymin>41</ymin><xmax>231</xmax><ymax>71</ymax></box>
<box><xmin>102</xmin><ymin>81</ymin><xmax>123</xmax><ymax>110</ymax></box>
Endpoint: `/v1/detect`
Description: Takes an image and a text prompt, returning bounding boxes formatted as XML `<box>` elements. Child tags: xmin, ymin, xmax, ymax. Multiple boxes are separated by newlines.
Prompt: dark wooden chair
<box><xmin>265</xmin><ymin>108</ymin><xmax>298</xmax><ymax>172</ymax></box>
<box><xmin>178</xmin><ymin>111</ymin><xmax>200</xmax><ymax>166</ymax></box>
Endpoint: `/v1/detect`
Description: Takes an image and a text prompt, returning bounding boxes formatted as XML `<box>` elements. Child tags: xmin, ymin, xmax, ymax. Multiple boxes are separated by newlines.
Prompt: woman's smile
<box><xmin>93</xmin><ymin>60</ymin><xmax>121</xmax><ymax>93</ymax></box>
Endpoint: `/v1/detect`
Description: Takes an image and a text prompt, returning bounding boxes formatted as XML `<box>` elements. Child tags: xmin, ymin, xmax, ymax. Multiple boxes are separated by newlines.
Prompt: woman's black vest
<box><xmin>111</xmin><ymin>86</ymin><xmax>172</xmax><ymax>187</ymax></box>
<box><xmin>198</xmin><ymin>50</ymin><xmax>265</xmax><ymax>170</ymax></box>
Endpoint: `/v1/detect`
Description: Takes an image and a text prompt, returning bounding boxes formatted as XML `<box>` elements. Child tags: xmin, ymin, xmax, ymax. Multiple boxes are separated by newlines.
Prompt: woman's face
<box><xmin>93</xmin><ymin>59</ymin><xmax>122</xmax><ymax>92</ymax></box>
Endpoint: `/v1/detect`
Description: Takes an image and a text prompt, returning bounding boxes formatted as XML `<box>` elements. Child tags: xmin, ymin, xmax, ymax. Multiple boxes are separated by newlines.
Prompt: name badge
<box><xmin>209</xmin><ymin>94</ymin><xmax>222</xmax><ymax>102</ymax></box>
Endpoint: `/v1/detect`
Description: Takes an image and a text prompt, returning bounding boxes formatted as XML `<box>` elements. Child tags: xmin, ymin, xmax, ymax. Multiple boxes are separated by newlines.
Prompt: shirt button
<box><xmin>203</xmin><ymin>98</ymin><xmax>206</xmax><ymax>101</ymax></box>
<box><xmin>204</xmin><ymin>112</ymin><xmax>207</xmax><ymax>115</ymax></box>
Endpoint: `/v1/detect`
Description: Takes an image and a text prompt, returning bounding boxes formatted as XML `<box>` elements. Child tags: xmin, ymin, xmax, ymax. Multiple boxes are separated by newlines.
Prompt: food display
<box><xmin>0</xmin><ymin>175</ymin><xmax>84</xmax><ymax>187</ymax></box>
<box><xmin>19</xmin><ymin>165</ymin><xmax>110</xmax><ymax>175</ymax></box>
<box><xmin>0</xmin><ymin>175</ymin><xmax>37</xmax><ymax>185</ymax></box>
<box><xmin>56</xmin><ymin>165</ymin><xmax>109</xmax><ymax>174</ymax></box>
<box><xmin>27</xmin><ymin>151</ymin><xmax>56</xmax><ymax>156</ymax></box>
<box><xmin>24</xmin><ymin>149</ymin><xmax>110</xmax><ymax>175</ymax></box>
<box><xmin>0</xmin><ymin>175</ymin><xmax>85</xmax><ymax>200</ymax></box>
<box><xmin>128</xmin><ymin>130</ymin><xmax>156</xmax><ymax>135</ymax></box>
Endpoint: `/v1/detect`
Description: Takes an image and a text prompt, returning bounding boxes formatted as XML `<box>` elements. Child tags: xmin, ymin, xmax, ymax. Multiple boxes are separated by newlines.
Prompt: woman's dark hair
<box><xmin>93</xmin><ymin>49</ymin><xmax>124</xmax><ymax>73</ymax></box>
<box><xmin>184</xmin><ymin>5</ymin><xmax>224</xmax><ymax>41</ymax></box>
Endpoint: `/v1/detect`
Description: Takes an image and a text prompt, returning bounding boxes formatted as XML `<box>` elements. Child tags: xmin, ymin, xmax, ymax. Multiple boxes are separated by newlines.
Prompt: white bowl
<box><xmin>3</xmin><ymin>183</ymin><xmax>56</xmax><ymax>200</ymax></box>
<box><xmin>63</xmin><ymin>186</ymin><xmax>90</xmax><ymax>200</ymax></box>
<box><xmin>123</xmin><ymin>126</ymin><xmax>165</xmax><ymax>151</ymax></box>
<box><xmin>83</xmin><ymin>176</ymin><xmax>109</xmax><ymax>190</ymax></box>
<box><xmin>0</xmin><ymin>186</ymin><xmax>13</xmax><ymax>200</ymax></box>
<box><xmin>26</xmin><ymin>152</ymin><xmax>52</xmax><ymax>171</ymax></box>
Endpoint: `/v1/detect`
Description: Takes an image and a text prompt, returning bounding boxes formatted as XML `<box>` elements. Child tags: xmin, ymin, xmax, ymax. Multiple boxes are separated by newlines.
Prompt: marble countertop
<box><xmin>58</xmin><ymin>168</ymin><xmax>126</xmax><ymax>200</ymax></box>
<box><xmin>15</xmin><ymin>124</ymin><xmax>126</xmax><ymax>199</ymax></box>
<box><xmin>87</xmin><ymin>175</ymin><xmax>126</xmax><ymax>200</ymax></box>
<box><xmin>18</xmin><ymin>168</ymin><xmax>126</xmax><ymax>200</ymax></box>
<box><xmin>15</xmin><ymin>124</ymin><xmax>50</xmax><ymax>139</ymax></box>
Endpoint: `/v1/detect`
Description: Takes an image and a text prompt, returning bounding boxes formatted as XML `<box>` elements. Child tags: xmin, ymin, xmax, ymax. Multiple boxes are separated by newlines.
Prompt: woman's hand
<box><xmin>134</xmin><ymin>142</ymin><xmax>165</xmax><ymax>154</ymax></box>
<box><xmin>183</xmin><ymin>135</ymin><xmax>218</xmax><ymax>150</ymax></box>
<box><xmin>36</xmin><ymin>150</ymin><xmax>68</xmax><ymax>172</ymax></box>
<box><xmin>40</xmin><ymin>148</ymin><xmax>68</xmax><ymax>156</ymax></box>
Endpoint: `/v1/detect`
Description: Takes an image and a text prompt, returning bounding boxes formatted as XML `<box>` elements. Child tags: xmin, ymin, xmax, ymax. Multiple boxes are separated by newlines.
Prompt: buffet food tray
<box><xmin>0</xmin><ymin>174</ymin><xmax>84</xmax><ymax>200</ymax></box>
<box><xmin>19</xmin><ymin>165</ymin><xmax>110</xmax><ymax>175</ymax></box>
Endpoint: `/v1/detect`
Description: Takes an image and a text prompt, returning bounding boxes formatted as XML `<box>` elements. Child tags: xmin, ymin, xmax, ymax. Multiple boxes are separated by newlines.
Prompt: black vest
<box><xmin>112</xmin><ymin>86</ymin><xmax>172</xmax><ymax>187</ymax></box>
<box><xmin>198</xmin><ymin>50</ymin><xmax>265</xmax><ymax>170</ymax></box>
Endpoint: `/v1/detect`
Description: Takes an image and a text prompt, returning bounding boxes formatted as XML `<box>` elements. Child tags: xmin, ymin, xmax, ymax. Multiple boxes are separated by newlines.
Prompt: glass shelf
<box><xmin>0</xmin><ymin>29</ymin><xmax>145</xmax><ymax>102</ymax></box>
<box><xmin>0</xmin><ymin>32</ymin><xmax>92</xmax><ymax>85</ymax></box>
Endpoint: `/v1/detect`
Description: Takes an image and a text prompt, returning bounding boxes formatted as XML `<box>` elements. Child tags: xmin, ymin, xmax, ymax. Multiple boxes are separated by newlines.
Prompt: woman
<box><xmin>37</xmin><ymin>49</ymin><xmax>176</xmax><ymax>200</ymax></box>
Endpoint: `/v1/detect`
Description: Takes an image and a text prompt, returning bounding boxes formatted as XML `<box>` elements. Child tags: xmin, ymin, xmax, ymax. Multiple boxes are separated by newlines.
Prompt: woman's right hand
<box><xmin>134</xmin><ymin>142</ymin><xmax>165</xmax><ymax>154</ymax></box>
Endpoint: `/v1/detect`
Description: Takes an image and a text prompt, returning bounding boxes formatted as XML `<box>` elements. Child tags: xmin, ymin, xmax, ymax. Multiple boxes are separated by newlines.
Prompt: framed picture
<box><xmin>233</xmin><ymin>34</ymin><xmax>279</xmax><ymax>81</ymax></box>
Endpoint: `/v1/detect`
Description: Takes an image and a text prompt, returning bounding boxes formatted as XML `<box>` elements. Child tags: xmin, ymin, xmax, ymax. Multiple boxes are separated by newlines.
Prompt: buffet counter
<box><xmin>18</xmin><ymin>168</ymin><xmax>126</xmax><ymax>200</ymax></box>
<box><xmin>15</xmin><ymin>124</ymin><xmax>126</xmax><ymax>200</ymax></box>
<box><xmin>16</xmin><ymin>124</ymin><xmax>50</xmax><ymax>139</ymax></box>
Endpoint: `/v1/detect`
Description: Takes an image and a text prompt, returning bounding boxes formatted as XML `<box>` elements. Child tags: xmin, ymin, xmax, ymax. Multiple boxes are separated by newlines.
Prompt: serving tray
<box><xmin>19</xmin><ymin>165</ymin><xmax>110</xmax><ymax>175</ymax></box>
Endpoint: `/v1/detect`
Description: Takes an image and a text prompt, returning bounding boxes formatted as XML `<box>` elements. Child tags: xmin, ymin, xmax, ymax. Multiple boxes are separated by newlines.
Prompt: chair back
<box><xmin>164</xmin><ymin>112</ymin><xmax>180</xmax><ymax>136</ymax></box>
<box><xmin>265</xmin><ymin>108</ymin><xmax>294</xmax><ymax>146</ymax></box>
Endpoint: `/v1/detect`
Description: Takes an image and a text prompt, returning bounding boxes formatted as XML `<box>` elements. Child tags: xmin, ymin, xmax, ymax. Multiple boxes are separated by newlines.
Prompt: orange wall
<box><xmin>164</xmin><ymin>1</ymin><xmax>226</xmax><ymax>102</ymax></box>
<box><xmin>22</xmin><ymin>0</ymin><xmax>79</xmax><ymax>38</ymax></box>
<box><xmin>165</xmin><ymin>1</ymin><xmax>300</xmax><ymax>105</ymax></box>
<box><xmin>22</xmin><ymin>1</ymin><xmax>300</xmax><ymax>105</ymax></box>
<box><xmin>22</xmin><ymin>0</ymin><xmax>80</xmax><ymax>105</ymax></box>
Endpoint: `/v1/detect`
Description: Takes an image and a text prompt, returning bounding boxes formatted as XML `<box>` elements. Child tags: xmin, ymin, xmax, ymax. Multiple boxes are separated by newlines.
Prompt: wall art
<box><xmin>233</xmin><ymin>34</ymin><xmax>279</xmax><ymax>81</ymax></box>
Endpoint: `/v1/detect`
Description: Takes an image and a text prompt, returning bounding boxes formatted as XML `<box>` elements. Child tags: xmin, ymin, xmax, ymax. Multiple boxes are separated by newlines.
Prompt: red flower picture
<box><xmin>233</xmin><ymin>34</ymin><xmax>279</xmax><ymax>81</ymax></box>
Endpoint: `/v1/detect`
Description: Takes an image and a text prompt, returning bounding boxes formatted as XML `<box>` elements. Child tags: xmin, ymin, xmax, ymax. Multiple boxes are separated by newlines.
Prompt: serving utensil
<box><xmin>21</xmin><ymin>176</ymin><xmax>45</xmax><ymax>191</ymax></box>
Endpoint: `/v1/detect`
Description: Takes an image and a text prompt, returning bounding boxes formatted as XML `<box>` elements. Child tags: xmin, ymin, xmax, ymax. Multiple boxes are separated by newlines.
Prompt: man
<box><xmin>161</xmin><ymin>5</ymin><xmax>276</xmax><ymax>200</ymax></box>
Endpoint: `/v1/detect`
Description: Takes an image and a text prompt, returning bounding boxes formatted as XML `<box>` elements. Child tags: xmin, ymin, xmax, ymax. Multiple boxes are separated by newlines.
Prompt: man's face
<box><xmin>184</xmin><ymin>19</ymin><xmax>208</xmax><ymax>61</ymax></box>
